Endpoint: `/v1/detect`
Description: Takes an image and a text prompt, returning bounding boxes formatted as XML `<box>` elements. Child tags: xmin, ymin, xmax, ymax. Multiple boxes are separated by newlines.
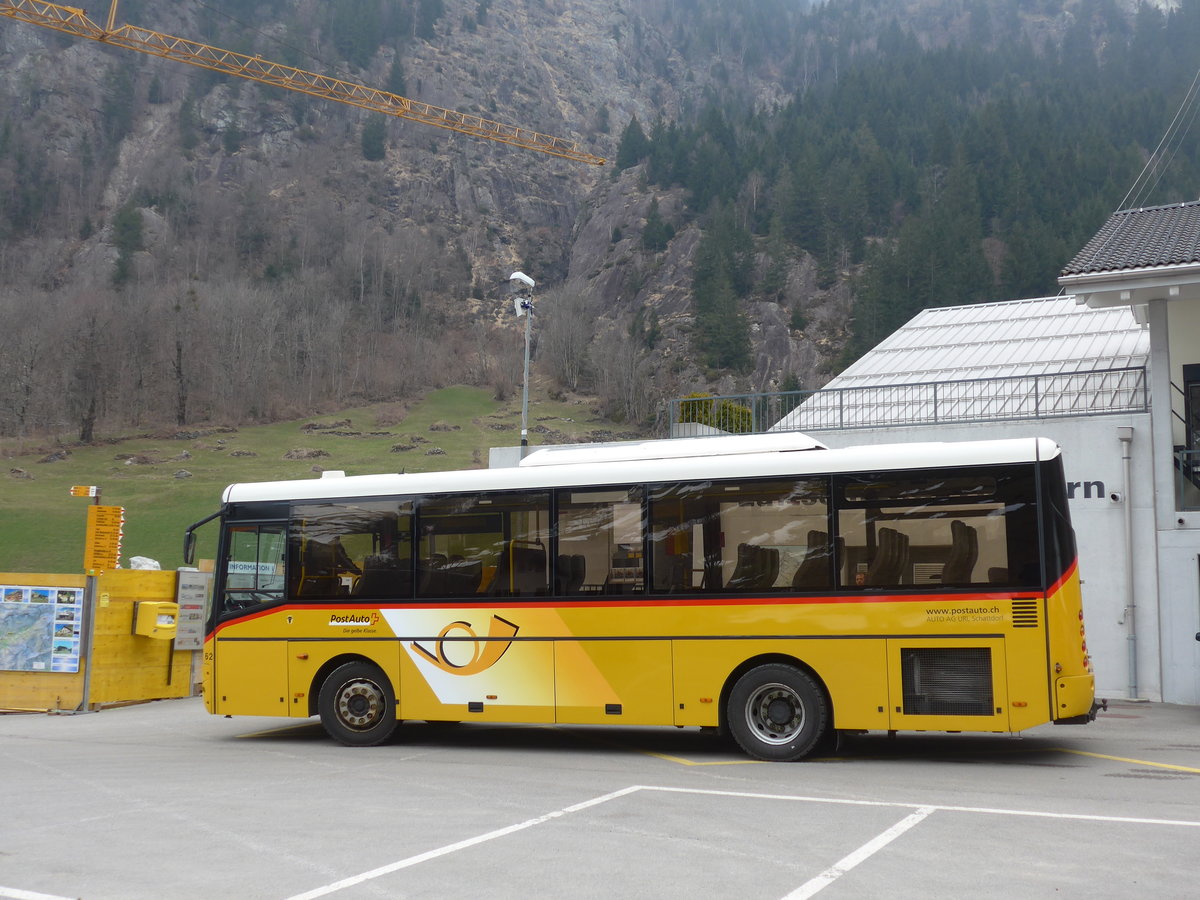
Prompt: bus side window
<box><xmin>416</xmin><ymin>491</ymin><xmax>549</xmax><ymax>599</ymax></box>
<box><xmin>650</xmin><ymin>478</ymin><xmax>828</xmax><ymax>594</ymax></box>
<box><xmin>290</xmin><ymin>500</ymin><xmax>411</xmax><ymax>600</ymax></box>
<box><xmin>558</xmin><ymin>487</ymin><xmax>644</xmax><ymax>596</ymax></box>
<box><xmin>837</xmin><ymin>469</ymin><xmax>1033</xmax><ymax>589</ymax></box>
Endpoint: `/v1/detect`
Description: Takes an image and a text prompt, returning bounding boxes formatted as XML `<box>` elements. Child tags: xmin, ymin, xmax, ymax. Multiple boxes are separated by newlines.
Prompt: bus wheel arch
<box><xmin>316</xmin><ymin>658</ymin><xmax>398</xmax><ymax>747</ymax></box>
<box><xmin>720</xmin><ymin>656</ymin><xmax>831</xmax><ymax>762</ymax></box>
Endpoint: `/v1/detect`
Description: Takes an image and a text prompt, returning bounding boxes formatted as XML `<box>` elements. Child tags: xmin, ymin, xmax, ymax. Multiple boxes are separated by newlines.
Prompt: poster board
<box><xmin>1</xmin><ymin>583</ymin><xmax>85</xmax><ymax>674</ymax></box>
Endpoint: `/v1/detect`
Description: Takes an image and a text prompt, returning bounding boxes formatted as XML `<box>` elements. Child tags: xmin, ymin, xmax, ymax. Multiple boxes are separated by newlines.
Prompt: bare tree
<box><xmin>539</xmin><ymin>280</ymin><xmax>594</xmax><ymax>393</ymax></box>
<box><xmin>589</xmin><ymin>323</ymin><xmax>655</xmax><ymax>425</ymax></box>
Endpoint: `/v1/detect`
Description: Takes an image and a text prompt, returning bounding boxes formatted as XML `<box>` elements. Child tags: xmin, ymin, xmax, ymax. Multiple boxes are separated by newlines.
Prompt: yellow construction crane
<box><xmin>0</xmin><ymin>0</ymin><xmax>606</xmax><ymax>166</ymax></box>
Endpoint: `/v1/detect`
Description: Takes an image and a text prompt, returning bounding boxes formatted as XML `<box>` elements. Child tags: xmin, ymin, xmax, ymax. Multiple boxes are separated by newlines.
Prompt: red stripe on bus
<box><xmin>208</xmin><ymin>576</ymin><xmax>1072</xmax><ymax>637</ymax></box>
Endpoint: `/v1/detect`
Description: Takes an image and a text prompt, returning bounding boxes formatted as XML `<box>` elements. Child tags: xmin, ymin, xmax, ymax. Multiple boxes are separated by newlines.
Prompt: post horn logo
<box><xmin>411</xmin><ymin>615</ymin><xmax>519</xmax><ymax>675</ymax></box>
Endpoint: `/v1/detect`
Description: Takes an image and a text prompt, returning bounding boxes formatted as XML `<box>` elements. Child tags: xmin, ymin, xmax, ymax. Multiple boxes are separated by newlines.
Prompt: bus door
<box><xmin>209</xmin><ymin>520</ymin><xmax>290</xmax><ymax>717</ymax></box>
<box><xmin>555</xmin><ymin>486</ymin><xmax>674</xmax><ymax>725</ymax></box>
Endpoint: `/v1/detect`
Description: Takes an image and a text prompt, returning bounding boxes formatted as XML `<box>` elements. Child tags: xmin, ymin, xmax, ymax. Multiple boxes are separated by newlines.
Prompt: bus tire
<box><xmin>726</xmin><ymin>664</ymin><xmax>828</xmax><ymax>761</ymax></box>
<box><xmin>318</xmin><ymin>661</ymin><xmax>398</xmax><ymax>747</ymax></box>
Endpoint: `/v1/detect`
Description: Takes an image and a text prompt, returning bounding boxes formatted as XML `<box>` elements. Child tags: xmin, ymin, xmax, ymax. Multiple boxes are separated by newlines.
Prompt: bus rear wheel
<box><xmin>318</xmin><ymin>661</ymin><xmax>397</xmax><ymax>747</ymax></box>
<box><xmin>727</xmin><ymin>664</ymin><xmax>828</xmax><ymax>761</ymax></box>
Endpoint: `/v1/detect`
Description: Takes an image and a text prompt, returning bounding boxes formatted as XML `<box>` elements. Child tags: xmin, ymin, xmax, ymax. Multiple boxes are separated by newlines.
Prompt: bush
<box><xmin>676</xmin><ymin>393</ymin><xmax>753</xmax><ymax>433</ymax></box>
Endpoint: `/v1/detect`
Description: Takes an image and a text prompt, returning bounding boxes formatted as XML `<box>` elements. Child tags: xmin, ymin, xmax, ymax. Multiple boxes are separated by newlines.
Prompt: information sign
<box><xmin>174</xmin><ymin>570</ymin><xmax>211</xmax><ymax>652</ymax></box>
<box><xmin>84</xmin><ymin>505</ymin><xmax>125</xmax><ymax>573</ymax></box>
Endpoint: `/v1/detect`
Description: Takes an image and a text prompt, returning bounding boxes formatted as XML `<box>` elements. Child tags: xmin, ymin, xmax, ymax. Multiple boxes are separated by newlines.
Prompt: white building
<box><xmin>1059</xmin><ymin>201</ymin><xmax>1200</xmax><ymax>706</ymax></box>
<box><xmin>772</xmin><ymin>200</ymin><xmax>1200</xmax><ymax>705</ymax></box>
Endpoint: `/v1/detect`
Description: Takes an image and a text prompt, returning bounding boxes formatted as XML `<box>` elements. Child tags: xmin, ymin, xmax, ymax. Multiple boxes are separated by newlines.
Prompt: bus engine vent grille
<box><xmin>900</xmin><ymin>647</ymin><xmax>993</xmax><ymax>716</ymax></box>
<box><xmin>1011</xmin><ymin>599</ymin><xmax>1039</xmax><ymax>628</ymax></box>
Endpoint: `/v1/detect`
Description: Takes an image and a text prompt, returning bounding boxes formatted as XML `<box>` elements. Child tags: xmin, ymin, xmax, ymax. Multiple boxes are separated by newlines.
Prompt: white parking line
<box><xmin>285</xmin><ymin>784</ymin><xmax>1200</xmax><ymax>899</ymax></box>
<box><xmin>284</xmin><ymin>785</ymin><xmax>642</xmax><ymax>900</ymax></box>
<box><xmin>781</xmin><ymin>807</ymin><xmax>936</xmax><ymax>899</ymax></box>
<box><xmin>0</xmin><ymin>886</ymin><xmax>78</xmax><ymax>900</ymax></box>
<box><xmin>646</xmin><ymin>785</ymin><xmax>1200</xmax><ymax>827</ymax></box>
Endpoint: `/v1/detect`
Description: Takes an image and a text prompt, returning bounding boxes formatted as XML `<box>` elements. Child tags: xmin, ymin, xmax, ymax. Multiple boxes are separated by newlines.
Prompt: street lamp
<box><xmin>510</xmin><ymin>271</ymin><xmax>535</xmax><ymax>454</ymax></box>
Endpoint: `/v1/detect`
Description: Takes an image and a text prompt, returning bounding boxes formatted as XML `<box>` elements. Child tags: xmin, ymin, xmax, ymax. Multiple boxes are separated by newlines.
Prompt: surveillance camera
<box><xmin>509</xmin><ymin>271</ymin><xmax>535</xmax><ymax>289</ymax></box>
<box><xmin>1108</xmin><ymin>491</ymin><xmax>1123</xmax><ymax>503</ymax></box>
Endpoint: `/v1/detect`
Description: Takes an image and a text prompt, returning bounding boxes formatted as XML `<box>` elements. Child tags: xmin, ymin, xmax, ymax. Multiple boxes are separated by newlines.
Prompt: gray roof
<box><xmin>773</xmin><ymin>295</ymin><xmax>1147</xmax><ymax>431</ymax></box>
<box><xmin>1062</xmin><ymin>201</ymin><xmax>1200</xmax><ymax>276</ymax></box>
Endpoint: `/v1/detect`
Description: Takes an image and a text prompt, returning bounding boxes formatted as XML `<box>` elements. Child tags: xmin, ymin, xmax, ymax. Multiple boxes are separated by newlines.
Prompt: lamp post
<box><xmin>510</xmin><ymin>271</ymin><xmax>535</xmax><ymax>455</ymax></box>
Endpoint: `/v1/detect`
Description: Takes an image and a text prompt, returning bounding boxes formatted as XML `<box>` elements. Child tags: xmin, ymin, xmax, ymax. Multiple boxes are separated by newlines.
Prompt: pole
<box><xmin>77</xmin><ymin>573</ymin><xmax>97</xmax><ymax>712</ymax></box>
<box><xmin>1118</xmin><ymin>426</ymin><xmax>1137</xmax><ymax>699</ymax></box>
<box><xmin>521</xmin><ymin>305</ymin><xmax>531</xmax><ymax>454</ymax></box>
<box><xmin>510</xmin><ymin>271</ymin><xmax>535</xmax><ymax>457</ymax></box>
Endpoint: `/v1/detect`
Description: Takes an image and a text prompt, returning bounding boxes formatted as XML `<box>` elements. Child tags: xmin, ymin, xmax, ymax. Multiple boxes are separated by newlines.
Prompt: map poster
<box><xmin>0</xmin><ymin>585</ymin><xmax>85</xmax><ymax>674</ymax></box>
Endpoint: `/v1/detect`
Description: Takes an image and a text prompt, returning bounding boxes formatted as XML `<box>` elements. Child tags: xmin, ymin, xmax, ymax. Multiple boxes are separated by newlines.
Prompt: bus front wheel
<box><xmin>727</xmin><ymin>664</ymin><xmax>828</xmax><ymax>761</ymax></box>
<box><xmin>318</xmin><ymin>661</ymin><xmax>398</xmax><ymax>747</ymax></box>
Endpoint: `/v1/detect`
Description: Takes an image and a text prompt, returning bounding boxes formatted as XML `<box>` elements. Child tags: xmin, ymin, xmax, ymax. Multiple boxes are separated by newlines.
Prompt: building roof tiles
<box><xmin>1062</xmin><ymin>201</ymin><xmax>1200</xmax><ymax>275</ymax></box>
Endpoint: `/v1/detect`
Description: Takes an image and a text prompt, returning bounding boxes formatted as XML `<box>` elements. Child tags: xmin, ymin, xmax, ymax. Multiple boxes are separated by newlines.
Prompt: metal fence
<box><xmin>668</xmin><ymin>367</ymin><xmax>1149</xmax><ymax>436</ymax></box>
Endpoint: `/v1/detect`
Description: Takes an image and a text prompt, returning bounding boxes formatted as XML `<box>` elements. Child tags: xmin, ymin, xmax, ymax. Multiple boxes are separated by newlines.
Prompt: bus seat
<box><xmin>892</xmin><ymin>530</ymin><xmax>912</xmax><ymax>584</ymax></box>
<box><xmin>867</xmin><ymin>527</ymin><xmax>910</xmax><ymax>586</ymax></box>
<box><xmin>354</xmin><ymin>555</ymin><xmax>412</xmax><ymax>597</ymax></box>
<box><xmin>865</xmin><ymin>529</ymin><xmax>894</xmax><ymax>585</ymax></box>
<box><xmin>568</xmin><ymin>555</ymin><xmax>586</xmax><ymax>593</ymax></box>
<box><xmin>490</xmin><ymin>541</ymin><xmax>547</xmax><ymax>596</ymax></box>
<box><xmin>442</xmin><ymin>559</ymin><xmax>483</xmax><ymax>596</ymax></box>
<box><xmin>418</xmin><ymin>554</ymin><xmax>447</xmax><ymax>596</ymax></box>
<box><xmin>512</xmin><ymin>544</ymin><xmax>546</xmax><ymax>595</ymax></box>
<box><xmin>942</xmin><ymin>520</ymin><xmax>979</xmax><ymax>584</ymax></box>
<box><xmin>793</xmin><ymin>531</ymin><xmax>840</xmax><ymax>589</ymax></box>
<box><xmin>489</xmin><ymin>544</ymin><xmax>512</xmax><ymax>595</ymax></box>
<box><xmin>297</xmin><ymin>575</ymin><xmax>340</xmax><ymax>598</ymax></box>
<box><xmin>758</xmin><ymin>547</ymin><xmax>780</xmax><ymax>589</ymax></box>
<box><xmin>727</xmin><ymin>544</ymin><xmax>779</xmax><ymax>592</ymax></box>
<box><xmin>653</xmin><ymin>555</ymin><xmax>686</xmax><ymax>592</ymax></box>
<box><xmin>728</xmin><ymin>543</ymin><xmax>762</xmax><ymax>590</ymax></box>
<box><xmin>556</xmin><ymin>554</ymin><xmax>575</xmax><ymax>595</ymax></box>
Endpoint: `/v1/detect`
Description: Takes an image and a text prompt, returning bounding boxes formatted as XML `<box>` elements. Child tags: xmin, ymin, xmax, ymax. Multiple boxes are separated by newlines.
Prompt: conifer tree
<box><xmin>616</xmin><ymin>116</ymin><xmax>652</xmax><ymax>170</ymax></box>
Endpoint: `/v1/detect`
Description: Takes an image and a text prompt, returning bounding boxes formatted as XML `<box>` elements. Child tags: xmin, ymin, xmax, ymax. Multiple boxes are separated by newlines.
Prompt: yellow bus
<box><xmin>186</xmin><ymin>433</ymin><xmax>1098</xmax><ymax>760</ymax></box>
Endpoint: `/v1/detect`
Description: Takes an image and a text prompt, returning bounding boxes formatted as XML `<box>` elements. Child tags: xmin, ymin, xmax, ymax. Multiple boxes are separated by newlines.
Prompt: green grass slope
<box><xmin>0</xmin><ymin>387</ymin><xmax>636</xmax><ymax>574</ymax></box>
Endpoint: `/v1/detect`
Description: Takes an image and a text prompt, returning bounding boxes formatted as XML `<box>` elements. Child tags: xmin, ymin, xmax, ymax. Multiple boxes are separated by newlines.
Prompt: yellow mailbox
<box><xmin>133</xmin><ymin>601</ymin><xmax>179</xmax><ymax>640</ymax></box>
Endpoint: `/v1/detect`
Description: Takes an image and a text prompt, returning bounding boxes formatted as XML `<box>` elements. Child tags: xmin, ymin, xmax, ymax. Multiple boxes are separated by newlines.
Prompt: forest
<box><xmin>1</xmin><ymin>0</ymin><xmax>1199</xmax><ymax>441</ymax></box>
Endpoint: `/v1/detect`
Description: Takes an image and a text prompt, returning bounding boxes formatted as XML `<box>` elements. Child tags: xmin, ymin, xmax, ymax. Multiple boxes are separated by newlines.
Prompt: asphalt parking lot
<box><xmin>1</xmin><ymin>698</ymin><xmax>1198</xmax><ymax>900</ymax></box>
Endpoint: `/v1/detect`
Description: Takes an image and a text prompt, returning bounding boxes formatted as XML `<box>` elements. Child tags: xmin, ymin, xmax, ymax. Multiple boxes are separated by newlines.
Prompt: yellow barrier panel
<box><xmin>0</xmin><ymin>569</ymin><xmax>195</xmax><ymax>712</ymax></box>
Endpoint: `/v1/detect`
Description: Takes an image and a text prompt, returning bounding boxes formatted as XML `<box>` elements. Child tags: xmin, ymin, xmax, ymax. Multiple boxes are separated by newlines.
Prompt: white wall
<box><xmin>1167</xmin><ymin>300</ymin><xmax>1200</xmax><ymax>447</ymax></box>
<box><xmin>1158</xmin><ymin>300</ymin><xmax>1200</xmax><ymax>704</ymax></box>
<box><xmin>1156</xmin><ymin>534</ymin><xmax>1200</xmax><ymax>705</ymax></box>
<box><xmin>809</xmin><ymin>413</ymin><xmax>1160</xmax><ymax>702</ymax></box>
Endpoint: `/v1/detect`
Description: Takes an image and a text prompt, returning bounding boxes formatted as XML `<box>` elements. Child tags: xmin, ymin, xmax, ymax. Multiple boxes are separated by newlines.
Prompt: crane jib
<box><xmin>0</xmin><ymin>0</ymin><xmax>606</xmax><ymax>166</ymax></box>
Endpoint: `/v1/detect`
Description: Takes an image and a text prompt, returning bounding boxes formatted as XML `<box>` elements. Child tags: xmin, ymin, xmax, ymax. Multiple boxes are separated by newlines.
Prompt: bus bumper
<box><xmin>1053</xmin><ymin>674</ymin><xmax>1102</xmax><ymax>724</ymax></box>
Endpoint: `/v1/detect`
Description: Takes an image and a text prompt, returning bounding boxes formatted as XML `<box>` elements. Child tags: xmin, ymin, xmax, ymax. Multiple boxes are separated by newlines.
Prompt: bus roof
<box><xmin>518</xmin><ymin>431</ymin><xmax>828</xmax><ymax>466</ymax></box>
<box><xmin>221</xmin><ymin>436</ymin><xmax>1062</xmax><ymax>506</ymax></box>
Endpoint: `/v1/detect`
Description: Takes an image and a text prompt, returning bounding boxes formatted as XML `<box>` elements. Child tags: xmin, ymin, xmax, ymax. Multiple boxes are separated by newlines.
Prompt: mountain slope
<box><xmin>1</xmin><ymin>0</ymin><xmax>1197</xmax><ymax>441</ymax></box>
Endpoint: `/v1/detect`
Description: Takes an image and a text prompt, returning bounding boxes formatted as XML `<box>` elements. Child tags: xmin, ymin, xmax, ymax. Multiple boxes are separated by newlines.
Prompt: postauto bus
<box><xmin>186</xmin><ymin>433</ymin><xmax>1096</xmax><ymax>760</ymax></box>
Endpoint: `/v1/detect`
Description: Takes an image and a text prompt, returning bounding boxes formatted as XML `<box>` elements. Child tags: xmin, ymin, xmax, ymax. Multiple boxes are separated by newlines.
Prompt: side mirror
<box><xmin>183</xmin><ymin>531</ymin><xmax>197</xmax><ymax>567</ymax></box>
